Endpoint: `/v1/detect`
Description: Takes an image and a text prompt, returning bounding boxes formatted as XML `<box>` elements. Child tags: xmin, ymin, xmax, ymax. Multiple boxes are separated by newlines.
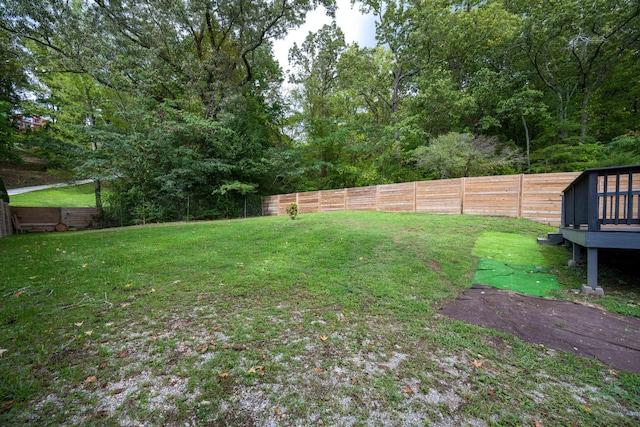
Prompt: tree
<box><xmin>409</xmin><ymin>132</ymin><xmax>522</xmax><ymax>179</ymax></box>
<box><xmin>509</xmin><ymin>0</ymin><xmax>640</xmax><ymax>142</ymax></box>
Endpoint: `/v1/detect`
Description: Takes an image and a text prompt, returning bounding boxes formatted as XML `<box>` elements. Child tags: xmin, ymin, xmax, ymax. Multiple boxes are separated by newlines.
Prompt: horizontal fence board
<box><xmin>298</xmin><ymin>191</ymin><xmax>320</xmax><ymax>214</ymax></box>
<box><xmin>346</xmin><ymin>186</ymin><xmax>377</xmax><ymax>211</ymax></box>
<box><xmin>378</xmin><ymin>183</ymin><xmax>414</xmax><ymax>212</ymax></box>
<box><xmin>261</xmin><ymin>196</ymin><xmax>278</xmax><ymax>216</ymax></box>
<box><xmin>320</xmin><ymin>189</ymin><xmax>346</xmax><ymax>211</ymax></box>
<box><xmin>261</xmin><ymin>172</ymin><xmax>582</xmax><ymax>226</ymax></box>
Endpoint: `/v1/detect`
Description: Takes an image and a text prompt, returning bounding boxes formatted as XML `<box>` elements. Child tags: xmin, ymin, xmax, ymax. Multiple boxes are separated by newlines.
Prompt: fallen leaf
<box><xmin>534</xmin><ymin>419</ymin><xmax>543</xmax><ymax>427</ymax></box>
<box><xmin>350</xmin><ymin>377</ymin><xmax>357</xmax><ymax>384</ymax></box>
<box><xmin>98</xmin><ymin>362</ymin><xmax>107</xmax><ymax>369</ymax></box>
<box><xmin>85</xmin><ymin>330</ymin><xmax>93</xmax><ymax>336</ymax></box>
<box><xmin>13</xmin><ymin>290</ymin><xmax>26</xmax><ymax>297</ymax></box>
<box><xmin>582</xmin><ymin>405</ymin><xmax>592</xmax><ymax>412</ymax></box>
<box><xmin>218</xmin><ymin>372</ymin><xmax>228</xmax><ymax>378</ymax></box>
<box><xmin>401</xmin><ymin>386</ymin><xmax>414</xmax><ymax>394</ymax></box>
<box><xmin>232</xmin><ymin>343</ymin><xmax>246</xmax><ymax>351</ymax></box>
<box><xmin>198</xmin><ymin>344</ymin><xmax>209</xmax><ymax>354</ymax></box>
<box><xmin>81</xmin><ymin>263</ymin><xmax>88</xmax><ymax>268</ymax></box>
<box><xmin>113</xmin><ymin>388</ymin><xmax>124</xmax><ymax>395</ymax></box>
<box><xmin>319</xmin><ymin>335</ymin><xmax>328</xmax><ymax>342</ymax></box>
<box><xmin>313</xmin><ymin>367</ymin><xmax>322</xmax><ymax>374</ymax></box>
<box><xmin>0</xmin><ymin>349</ymin><xmax>7</xmax><ymax>357</ymax></box>
<box><xmin>1</xmin><ymin>400</ymin><xmax>16</xmax><ymax>413</ymax></box>
<box><xmin>125</xmin><ymin>283</ymin><xmax>133</xmax><ymax>288</ymax></box>
<box><xmin>274</xmin><ymin>407</ymin><xmax>281</xmax><ymax>414</ymax></box>
<box><xmin>117</xmin><ymin>350</ymin><xmax>129</xmax><ymax>358</ymax></box>
<box><xmin>247</xmin><ymin>366</ymin><xmax>265</xmax><ymax>374</ymax></box>
<box><xmin>75</xmin><ymin>322</ymin><xmax>84</xmax><ymax>327</ymax></box>
<box><xmin>296</xmin><ymin>324</ymin><xmax>303</xmax><ymax>331</ymax></box>
<box><xmin>472</xmin><ymin>360</ymin><xmax>483</xmax><ymax>368</ymax></box>
<box><xmin>100</xmin><ymin>339</ymin><xmax>109</xmax><ymax>344</ymax></box>
<box><xmin>487</xmin><ymin>389</ymin><xmax>495</xmax><ymax>396</ymax></box>
<box><xmin>85</xmin><ymin>375</ymin><xmax>97</xmax><ymax>384</ymax></box>
<box><xmin>212</xmin><ymin>326</ymin><xmax>220</xmax><ymax>331</ymax></box>
<box><xmin>221</xmin><ymin>343</ymin><xmax>229</xmax><ymax>349</ymax></box>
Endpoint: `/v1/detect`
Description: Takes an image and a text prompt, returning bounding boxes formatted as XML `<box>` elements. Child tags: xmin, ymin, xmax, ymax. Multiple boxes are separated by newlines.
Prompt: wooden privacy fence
<box><xmin>262</xmin><ymin>172</ymin><xmax>581</xmax><ymax>226</ymax></box>
<box><xmin>9</xmin><ymin>207</ymin><xmax>102</xmax><ymax>234</ymax></box>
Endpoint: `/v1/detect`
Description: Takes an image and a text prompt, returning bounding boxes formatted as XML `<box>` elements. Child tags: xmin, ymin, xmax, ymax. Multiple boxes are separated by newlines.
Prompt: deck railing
<box><xmin>562</xmin><ymin>165</ymin><xmax>640</xmax><ymax>231</ymax></box>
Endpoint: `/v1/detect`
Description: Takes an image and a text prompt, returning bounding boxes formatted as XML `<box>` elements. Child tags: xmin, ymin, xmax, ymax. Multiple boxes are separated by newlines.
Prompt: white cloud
<box><xmin>272</xmin><ymin>0</ymin><xmax>377</xmax><ymax>73</ymax></box>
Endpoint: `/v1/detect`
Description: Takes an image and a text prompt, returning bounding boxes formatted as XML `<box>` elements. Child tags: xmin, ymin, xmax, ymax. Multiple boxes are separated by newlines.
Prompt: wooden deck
<box><xmin>559</xmin><ymin>165</ymin><xmax>640</xmax><ymax>292</ymax></box>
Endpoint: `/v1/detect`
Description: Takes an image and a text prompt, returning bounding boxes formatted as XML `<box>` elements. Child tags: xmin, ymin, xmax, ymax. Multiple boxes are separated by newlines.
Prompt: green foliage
<box><xmin>409</xmin><ymin>132</ymin><xmax>523</xmax><ymax>179</ymax></box>
<box><xmin>530</xmin><ymin>143</ymin><xmax>604</xmax><ymax>173</ymax></box>
<box><xmin>285</xmin><ymin>202</ymin><xmax>299</xmax><ymax>220</ymax></box>
<box><xmin>600</xmin><ymin>133</ymin><xmax>640</xmax><ymax>167</ymax></box>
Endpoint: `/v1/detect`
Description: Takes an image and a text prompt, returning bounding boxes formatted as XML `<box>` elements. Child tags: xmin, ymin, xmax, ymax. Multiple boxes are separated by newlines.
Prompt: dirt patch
<box><xmin>440</xmin><ymin>284</ymin><xmax>640</xmax><ymax>373</ymax></box>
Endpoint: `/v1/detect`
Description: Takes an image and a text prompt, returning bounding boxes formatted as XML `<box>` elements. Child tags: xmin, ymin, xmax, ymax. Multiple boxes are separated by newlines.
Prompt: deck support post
<box><xmin>581</xmin><ymin>247</ymin><xmax>604</xmax><ymax>297</ymax></box>
<box><xmin>572</xmin><ymin>243</ymin><xmax>581</xmax><ymax>264</ymax></box>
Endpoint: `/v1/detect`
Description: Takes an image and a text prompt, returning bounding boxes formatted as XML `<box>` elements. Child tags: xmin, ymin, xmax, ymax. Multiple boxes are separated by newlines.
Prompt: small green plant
<box><xmin>286</xmin><ymin>203</ymin><xmax>298</xmax><ymax>220</ymax></box>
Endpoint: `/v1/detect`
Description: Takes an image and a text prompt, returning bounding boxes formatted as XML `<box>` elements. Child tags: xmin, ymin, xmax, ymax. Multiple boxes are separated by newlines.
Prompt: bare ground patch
<box><xmin>11</xmin><ymin>297</ymin><xmax>639</xmax><ymax>426</ymax></box>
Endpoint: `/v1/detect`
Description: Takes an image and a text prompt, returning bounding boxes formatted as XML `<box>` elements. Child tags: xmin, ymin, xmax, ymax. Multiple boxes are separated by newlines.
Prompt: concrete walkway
<box><xmin>7</xmin><ymin>180</ymin><xmax>93</xmax><ymax>196</ymax></box>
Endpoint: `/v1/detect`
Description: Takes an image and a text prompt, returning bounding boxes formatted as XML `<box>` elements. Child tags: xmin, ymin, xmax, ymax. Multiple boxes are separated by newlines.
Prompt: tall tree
<box><xmin>509</xmin><ymin>0</ymin><xmax>640</xmax><ymax>142</ymax></box>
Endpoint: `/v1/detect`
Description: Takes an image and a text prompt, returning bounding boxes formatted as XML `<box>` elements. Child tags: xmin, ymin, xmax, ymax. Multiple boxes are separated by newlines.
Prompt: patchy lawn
<box><xmin>1</xmin><ymin>212</ymin><xmax>638</xmax><ymax>426</ymax></box>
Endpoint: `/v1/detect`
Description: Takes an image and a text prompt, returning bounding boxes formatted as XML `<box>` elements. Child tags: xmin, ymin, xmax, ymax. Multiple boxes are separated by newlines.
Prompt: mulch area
<box><xmin>440</xmin><ymin>284</ymin><xmax>640</xmax><ymax>374</ymax></box>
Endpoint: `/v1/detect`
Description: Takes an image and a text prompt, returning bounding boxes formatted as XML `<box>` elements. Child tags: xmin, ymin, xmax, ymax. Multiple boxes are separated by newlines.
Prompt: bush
<box><xmin>286</xmin><ymin>203</ymin><xmax>298</xmax><ymax>220</ymax></box>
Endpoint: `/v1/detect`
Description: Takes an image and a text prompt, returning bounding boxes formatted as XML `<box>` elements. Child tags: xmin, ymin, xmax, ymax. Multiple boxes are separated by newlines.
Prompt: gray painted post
<box><xmin>572</xmin><ymin>242</ymin><xmax>581</xmax><ymax>263</ymax></box>
<box><xmin>587</xmin><ymin>247</ymin><xmax>598</xmax><ymax>289</ymax></box>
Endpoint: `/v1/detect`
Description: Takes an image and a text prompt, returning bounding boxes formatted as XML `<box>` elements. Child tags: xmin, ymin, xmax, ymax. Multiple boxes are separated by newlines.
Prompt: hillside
<box><xmin>1</xmin><ymin>155</ymin><xmax>70</xmax><ymax>189</ymax></box>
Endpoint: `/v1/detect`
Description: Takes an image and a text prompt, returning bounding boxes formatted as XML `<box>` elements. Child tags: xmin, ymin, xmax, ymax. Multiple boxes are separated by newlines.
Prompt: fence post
<box><xmin>518</xmin><ymin>174</ymin><xmax>524</xmax><ymax>219</ymax></box>
<box><xmin>460</xmin><ymin>178</ymin><xmax>466</xmax><ymax>214</ymax></box>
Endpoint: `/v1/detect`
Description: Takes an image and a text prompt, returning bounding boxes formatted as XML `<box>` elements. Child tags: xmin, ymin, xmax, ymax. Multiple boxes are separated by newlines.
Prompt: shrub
<box><xmin>286</xmin><ymin>203</ymin><xmax>298</xmax><ymax>220</ymax></box>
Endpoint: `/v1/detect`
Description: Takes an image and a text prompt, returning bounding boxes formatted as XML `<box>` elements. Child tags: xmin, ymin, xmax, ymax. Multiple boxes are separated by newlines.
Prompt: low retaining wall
<box><xmin>10</xmin><ymin>207</ymin><xmax>102</xmax><ymax>234</ymax></box>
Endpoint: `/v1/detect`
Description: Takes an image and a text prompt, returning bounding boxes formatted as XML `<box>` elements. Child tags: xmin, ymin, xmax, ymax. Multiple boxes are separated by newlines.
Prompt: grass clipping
<box><xmin>472</xmin><ymin>232</ymin><xmax>560</xmax><ymax>297</ymax></box>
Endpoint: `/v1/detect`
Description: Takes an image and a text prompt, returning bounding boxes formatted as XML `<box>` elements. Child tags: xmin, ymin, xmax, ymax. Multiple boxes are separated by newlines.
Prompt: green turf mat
<box><xmin>472</xmin><ymin>232</ymin><xmax>560</xmax><ymax>297</ymax></box>
<box><xmin>472</xmin><ymin>231</ymin><xmax>547</xmax><ymax>266</ymax></box>
<box><xmin>472</xmin><ymin>258</ymin><xmax>560</xmax><ymax>297</ymax></box>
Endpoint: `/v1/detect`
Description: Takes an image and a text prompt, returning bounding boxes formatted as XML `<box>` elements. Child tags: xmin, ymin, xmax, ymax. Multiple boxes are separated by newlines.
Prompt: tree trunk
<box><xmin>520</xmin><ymin>111</ymin><xmax>530</xmax><ymax>172</ymax></box>
<box><xmin>579</xmin><ymin>90</ymin><xmax>591</xmax><ymax>143</ymax></box>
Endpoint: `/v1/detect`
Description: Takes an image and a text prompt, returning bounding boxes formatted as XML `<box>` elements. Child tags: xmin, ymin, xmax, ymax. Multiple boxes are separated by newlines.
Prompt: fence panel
<box><xmin>463</xmin><ymin>175</ymin><xmax>521</xmax><ymax>217</ymax></box>
<box><xmin>522</xmin><ymin>172</ymin><xmax>579</xmax><ymax>225</ymax></box>
<box><xmin>298</xmin><ymin>191</ymin><xmax>320</xmax><ymax>214</ymax></box>
<box><xmin>61</xmin><ymin>208</ymin><xmax>102</xmax><ymax>230</ymax></box>
<box><xmin>416</xmin><ymin>178</ymin><xmax>463</xmax><ymax>214</ymax></box>
<box><xmin>262</xmin><ymin>196</ymin><xmax>279</xmax><ymax>216</ymax></box>
<box><xmin>278</xmin><ymin>194</ymin><xmax>297</xmax><ymax>216</ymax></box>
<box><xmin>320</xmin><ymin>189</ymin><xmax>346</xmax><ymax>211</ymax></box>
<box><xmin>346</xmin><ymin>186</ymin><xmax>377</xmax><ymax>211</ymax></box>
<box><xmin>378</xmin><ymin>182</ymin><xmax>415</xmax><ymax>212</ymax></box>
<box><xmin>0</xmin><ymin>200</ymin><xmax>11</xmax><ymax>238</ymax></box>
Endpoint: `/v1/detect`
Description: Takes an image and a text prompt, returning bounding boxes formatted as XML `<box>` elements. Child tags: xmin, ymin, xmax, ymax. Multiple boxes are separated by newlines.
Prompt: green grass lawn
<box><xmin>1</xmin><ymin>211</ymin><xmax>638</xmax><ymax>426</ymax></box>
<box><xmin>9</xmin><ymin>183</ymin><xmax>103</xmax><ymax>207</ymax></box>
